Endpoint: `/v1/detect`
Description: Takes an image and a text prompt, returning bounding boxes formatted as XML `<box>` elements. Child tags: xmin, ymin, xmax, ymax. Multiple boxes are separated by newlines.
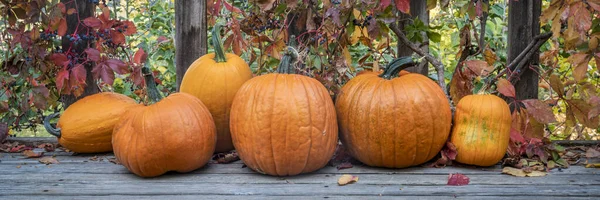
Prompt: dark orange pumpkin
<box><xmin>336</xmin><ymin>57</ymin><xmax>452</xmax><ymax>168</ymax></box>
<box><xmin>112</xmin><ymin>67</ymin><xmax>216</xmax><ymax>177</ymax></box>
<box><xmin>450</xmin><ymin>94</ymin><xmax>511</xmax><ymax>166</ymax></box>
<box><xmin>230</xmin><ymin>47</ymin><xmax>338</xmax><ymax>176</ymax></box>
<box><xmin>180</xmin><ymin>24</ymin><xmax>252</xmax><ymax>153</ymax></box>
<box><xmin>43</xmin><ymin>93</ymin><xmax>139</xmax><ymax>153</ymax></box>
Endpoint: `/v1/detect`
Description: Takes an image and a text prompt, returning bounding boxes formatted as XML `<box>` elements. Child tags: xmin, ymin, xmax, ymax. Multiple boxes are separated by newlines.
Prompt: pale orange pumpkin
<box><xmin>230</xmin><ymin>47</ymin><xmax>338</xmax><ymax>176</ymax></box>
<box><xmin>450</xmin><ymin>94</ymin><xmax>512</xmax><ymax>166</ymax></box>
<box><xmin>180</xmin><ymin>24</ymin><xmax>252</xmax><ymax>153</ymax></box>
<box><xmin>112</xmin><ymin>67</ymin><xmax>216</xmax><ymax>177</ymax></box>
<box><xmin>43</xmin><ymin>92</ymin><xmax>139</xmax><ymax>153</ymax></box>
<box><xmin>336</xmin><ymin>57</ymin><xmax>452</xmax><ymax>168</ymax></box>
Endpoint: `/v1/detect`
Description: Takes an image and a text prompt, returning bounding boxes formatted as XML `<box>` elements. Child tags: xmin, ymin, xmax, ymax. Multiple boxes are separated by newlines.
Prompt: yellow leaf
<box><xmin>585</xmin><ymin>163</ymin><xmax>600</xmax><ymax>168</ymax></box>
<box><xmin>351</xmin><ymin>26</ymin><xmax>368</xmax><ymax>45</ymax></box>
<box><xmin>483</xmin><ymin>47</ymin><xmax>497</xmax><ymax>66</ymax></box>
<box><xmin>338</xmin><ymin>174</ymin><xmax>359</xmax><ymax>186</ymax></box>
<box><xmin>502</xmin><ymin>167</ymin><xmax>547</xmax><ymax>177</ymax></box>
<box><xmin>342</xmin><ymin>47</ymin><xmax>352</xmax><ymax>67</ymax></box>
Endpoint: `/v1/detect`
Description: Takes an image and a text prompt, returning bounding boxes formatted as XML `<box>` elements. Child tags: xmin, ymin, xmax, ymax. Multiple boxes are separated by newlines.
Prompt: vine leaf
<box><xmin>549</xmin><ymin>74</ymin><xmax>564</xmax><ymax>96</ymax></box>
<box><xmin>83</xmin><ymin>17</ymin><xmax>102</xmax><ymax>29</ymax></box>
<box><xmin>522</xmin><ymin>99</ymin><xmax>557</xmax><ymax>124</ymax></box>
<box><xmin>568</xmin><ymin>53</ymin><xmax>590</xmax><ymax>82</ymax></box>
<box><xmin>56</xmin><ymin>68</ymin><xmax>69</xmax><ymax>92</ymax></box>
<box><xmin>85</xmin><ymin>48</ymin><xmax>100</xmax><ymax>62</ymax></box>
<box><xmin>568</xmin><ymin>100</ymin><xmax>600</xmax><ymax>128</ymax></box>
<box><xmin>447</xmin><ymin>173</ymin><xmax>469</xmax><ymax>186</ymax></box>
<box><xmin>449</xmin><ymin>64</ymin><xmax>475</xmax><ymax>105</ymax></box>
<box><xmin>464</xmin><ymin>60</ymin><xmax>493</xmax><ymax>76</ymax></box>
<box><xmin>57</xmin><ymin>18</ymin><xmax>67</xmax><ymax>36</ymax></box>
<box><xmin>496</xmin><ymin>78</ymin><xmax>515</xmax><ymax>98</ymax></box>
<box><xmin>223</xmin><ymin>0</ymin><xmax>242</xmax><ymax>14</ymax></box>
<box><xmin>133</xmin><ymin>48</ymin><xmax>148</xmax><ymax>64</ymax></box>
<box><xmin>395</xmin><ymin>0</ymin><xmax>410</xmax><ymax>14</ymax></box>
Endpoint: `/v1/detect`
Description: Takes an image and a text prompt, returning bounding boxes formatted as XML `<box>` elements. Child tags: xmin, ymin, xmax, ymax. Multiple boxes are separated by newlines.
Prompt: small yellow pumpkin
<box><xmin>450</xmin><ymin>94</ymin><xmax>512</xmax><ymax>166</ymax></box>
<box><xmin>43</xmin><ymin>93</ymin><xmax>139</xmax><ymax>153</ymax></box>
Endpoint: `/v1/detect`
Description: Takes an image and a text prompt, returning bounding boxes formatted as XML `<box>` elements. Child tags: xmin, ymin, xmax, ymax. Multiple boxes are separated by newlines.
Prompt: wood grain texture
<box><xmin>175</xmin><ymin>0</ymin><xmax>207</xmax><ymax>91</ymax></box>
<box><xmin>0</xmin><ymin>152</ymin><xmax>599</xmax><ymax>198</ymax></box>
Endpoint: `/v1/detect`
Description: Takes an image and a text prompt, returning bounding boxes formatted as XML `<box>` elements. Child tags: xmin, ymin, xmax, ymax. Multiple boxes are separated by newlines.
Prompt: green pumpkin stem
<box><xmin>277</xmin><ymin>35</ymin><xmax>299</xmax><ymax>74</ymax></box>
<box><xmin>379</xmin><ymin>57</ymin><xmax>416</xmax><ymax>80</ymax></box>
<box><xmin>143</xmin><ymin>63</ymin><xmax>163</xmax><ymax>104</ymax></box>
<box><xmin>212</xmin><ymin>24</ymin><xmax>227</xmax><ymax>63</ymax></box>
<box><xmin>43</xmin><ymin>112</ymin><xmax>61</xmax><ymax>138</ymax></box>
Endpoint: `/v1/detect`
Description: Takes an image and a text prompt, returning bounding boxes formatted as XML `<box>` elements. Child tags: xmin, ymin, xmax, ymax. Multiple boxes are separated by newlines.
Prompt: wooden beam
<box><xmin>396</xmin><ymin>0</ymin><xmax>429</xmax><ymax>75</ymax></box>
<box><xmin>175</xmin><ymin>0</ymin><xmax>207</xmax><ymax>91</ymax></box>
<box><xmin>507</xmin><ymin>0</ymin><xmax>542</xmax><ymax>100</ymax></box>
<box><xmin>60</xmin><ymin>0</ymin><xmax>98</xmax><ymax>108</ymax></box>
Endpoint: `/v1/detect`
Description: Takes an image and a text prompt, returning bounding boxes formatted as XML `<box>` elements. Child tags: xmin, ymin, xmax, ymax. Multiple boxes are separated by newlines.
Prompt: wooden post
<box><xmin>507</xmin><ymin>0</ymin><xmax>541</xmax><ymax>100</ymax></box>
<box><xmin>175</xmin><ymin>0</ymin><xmax>207</xmax><ymax>91</ymax></box>
<box><xmin>60</xmin><ymin>0</ymin><xmax>98</xmax><ymax>108</ymax></box>
<box><xmin>396</xmin><ymin>0</ymin><xmax>429</xmax><ymax>75</ymax></box>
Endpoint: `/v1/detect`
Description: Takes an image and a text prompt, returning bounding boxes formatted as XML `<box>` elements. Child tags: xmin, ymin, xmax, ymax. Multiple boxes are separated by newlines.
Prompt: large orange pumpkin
<box><xmin>450</xmin><ymin>94</ymin><xmax>511</xmax><ymax>166</ymax></box>
<box><xmin>112</xmin><ymin>67</ymin><xmax>216</xmax><ymax>177</ymax></box>
<box><xmin>180</xmin><ymin>25</ymin><xmax>252</xmax><ymax>153</ymax></box>
<box><xmin>230</xmin><ymin>47</ymin><xmax>338</xmax><ymax>176</ymax></box>
<box><xmin>43</xmin><ymin>93</ymin><xmax>139</xmax><ymax>153</ymax></box>
<box><xmin>336</xmin><ymin>57</ymin><xmax>452</xmax><ymax>168</ymax></box>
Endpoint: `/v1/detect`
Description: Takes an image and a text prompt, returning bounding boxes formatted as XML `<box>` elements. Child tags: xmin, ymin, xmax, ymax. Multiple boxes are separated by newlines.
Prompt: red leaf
<box><xmin>497</xmin><ymin>78</ymin><xmax>516</xmax><ymax>98</ymax></box>
<box><xmin>380</xmin><ymin>0</ymin><xmax>391</xmax><ymax>10</ymax></box>
<box><xmin>57</xmin><ymin>3</ymin><xmax>66</xmax><ymax>14</ymax></box>
<box><xmin>464</xmin><ymin>60</ymin><xmax>493</xmax><ymax>76</ymax></box>
<box><xmin>395</xmin><ymin>0</ymin><xmax>410</xmax><ymax>14</ymax></box>
<box><xmin>71</xmin><ymin>64</ymin><xmax>87</xmax><ymax>84</ymax></box>
<box><xmin>510</xmin><ymin>128</ymin><xmax>526</xmax><ymax>144</ymax></box>
<box><xmin>522</xmin><ymin>99</ymin><xmax>557</xmax><ymax>123</ymax></box>
<box><xmin>56</xmin><ymin>68</ymin><xmax>69</xmax><ymax>92</ymax></box>
<box><xmin>430</xmin><ymin>142</ymin><xmax>457</xmax><ymax>167</ymax></box>
<box><xmin>111</xmin><ymin>31</ymin><xmax>126</xmax><ymax>45</ymax></box>
<box><xmin>85</xmin><ymin>48</ymin><xmax>100</xmax><ymax>62</ymax></box>
<box><xmin>448</xmin><ymin>173</ymin><xmax>470</xmax><ymax>186</ymax></box>
<box><xmin>121</xmin><ymin>21</ymin><xmax>137</xmax><ymax>36</ymax></box>
<box><xmin>157</xmin><ymin>36</ymin><xmax>169</xmax><ymax>44</ymax></box>
<box><xmin>92</xmin><ymin>63</ymin><xmax>115</xmax><ymax>85</ymax></box>
<box><xmin>590</xmin><ymin>2</ymin><xmax>600</xmax><ymax>12</ymax></box>
<box><xmin>131</xmin><ymin>66</ymin><xmax>145</xmax><ymax>86</ymax></box>
<box><xmin>57</xmin><ymin>18</ymin><xmax>67</xmax><ymax>37</ymax></box>
<box><xmin>336</xmin><ymin>162</ymin><xmax>353</xmax><ymax>170</ymax></box>
<box><xmin>133</xmin><ymin>48</ymin><xmax>147</xmax><ymax>64</ymax></box>
<box><xmin>83</xmin><ymin>17</ymin><xmax>102</xmax><ymax>29</ymax></box>
<box><xmin>106</xmin><ymin>59</ymin><xmax>128</xmax><ymax>74</ymax></box>
<box><xmin>223</xmin><ymin>0</ymin><xmax>242</xmax><ymax>14</ymax></box>
<box><xmin>50</xmin><ymin>53</ymin><xmax>69</xmax><ymax>67</ymax></box>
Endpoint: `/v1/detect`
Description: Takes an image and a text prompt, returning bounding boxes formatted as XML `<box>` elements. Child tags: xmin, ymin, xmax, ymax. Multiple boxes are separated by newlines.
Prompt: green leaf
<box><xmin>427</xmin><ymin>31</ymin><xmax>442</xmax><ymax>43</ymax></box>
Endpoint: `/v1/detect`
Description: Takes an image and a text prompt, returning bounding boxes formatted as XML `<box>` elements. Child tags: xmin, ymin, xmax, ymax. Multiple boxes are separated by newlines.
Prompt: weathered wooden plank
<box><xmin>2</xmin><ymin>173</ymin><xmax>599</xmax><ymax>186</ymax></box>
<box><xmin>1</xmin><ymin>183</ymin><xmax>599</xmax><ymax>197</ymax></box>
<box><xmin>1</xmin><ymin>162</ymin><xmax>595</xmax><ymax>175</ymax></box>
<box><xmin>4</xmin><ymin>196</ymin><xmax>598</xmax><ymax>200</ymax></box>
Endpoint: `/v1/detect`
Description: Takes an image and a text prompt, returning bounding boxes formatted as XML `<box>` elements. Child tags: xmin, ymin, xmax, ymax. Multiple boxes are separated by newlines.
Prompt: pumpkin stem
<box><xmin>379</xmin><ymin>57</ymin><xmax>416</xmax><ymax>80</ymax></box>
<box><xmin>212</xmin><ymin>23</ymin><xmax>227</xmax><ymax>63</ymax></box>
<box><xmin>143</xmin><ymin>63</ymin><xmax>163</xmax><ymax>104</ymax></box>
<box><xmin>277</xmin><ymin>35</ymin><xmax>299</xmax><ymax>74</ymax></box>
<box><xmin>43</xmin><ymin>113</ymin><xmax>61</xmax><ymax>138</ymax></box>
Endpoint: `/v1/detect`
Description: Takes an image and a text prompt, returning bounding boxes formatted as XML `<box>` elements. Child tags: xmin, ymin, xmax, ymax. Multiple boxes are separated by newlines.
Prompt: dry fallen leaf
<box><xmin>585</xmin><ymin>163</ymin><xmax>600</xmax><ymax>168</ymax></box>
<box><xmin>38</xmin><ymin>157</ymin><xmax>59</xmax><ymax>165</ymax></box>
<box><xmin>502</xmin><ymin>167</ymin><xmax>547</xmax><ymax>177</ymax></box>
<box><xmin>108</xmin><ymin>157</ymin><xmax>121</xmax><ymax>165</ymax></box>
<box><xmin>447</xmin><ymin>173</ymin><xmax>470</xmax><ymax>186</ymax></box>
<box><xmin>338</xmin><ymin>174</ymin><xmax>359</xmax><ymax>186</ymax></box>
<box><xmin>585</xmin><ymin>148</ymin><xmax>600</xmax><ymax>158</ymax></box>
<box><xmin>22</xmin><ymin>150</ymin><xmax>44</xmax><ymax>158</ymax></box>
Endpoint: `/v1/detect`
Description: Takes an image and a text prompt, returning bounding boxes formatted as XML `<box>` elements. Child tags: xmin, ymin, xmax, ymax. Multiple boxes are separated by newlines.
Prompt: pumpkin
<box><xmin>230</xmin><ymin>47</ymin><xmax>338</xmax><ymax>176</ymax></box>
<box><xmin>180</xmin><ymin>24</ymin><xmax>252</xmax><ymax>153</ymax></box>
<box><xmin>450</xmin><ymin>94</ymin><xmax>511</xmax><ymax>166</ymax></box>
<box><xmin>112</xmin><ymin>67</ymin><xmax>216</xmax><ymax>177</ymax></box>
<box><xmin>43</xmin><ymin>93</ymin><xmax>139</xmax><ymax>153</ymax></box>
<box><xmin>335</xmin><ymin>57</ymin><xmax>452</xmax><ymax>168</ymax></box>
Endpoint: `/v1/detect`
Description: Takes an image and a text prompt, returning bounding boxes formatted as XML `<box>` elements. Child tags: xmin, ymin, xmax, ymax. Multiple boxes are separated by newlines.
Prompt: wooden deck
<box><xmin>0</xmin><ymin>142</ymin><xmax>599</xmax><ymax>199</ymax></box>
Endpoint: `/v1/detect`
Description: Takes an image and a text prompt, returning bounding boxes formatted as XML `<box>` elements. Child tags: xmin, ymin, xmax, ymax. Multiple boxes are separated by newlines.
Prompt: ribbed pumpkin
<box><xmin>112</xmin><ymin>67</ymin><xmax>216</xmax><ymax>177</ymax></box>
<box><xmin>450</xmin><ymin>94</ymin><xmax>511</xmax><ymax>166</ymax></box>
<box><xmin>336</xmin><ymin>57</ymin><xmax>452</xmax><ymax>168</ymax></box>
<box><xmin>180</xmin><ymin>25</ymin><xmax>252</xmax><ymax>153</ymax></box>
<box><xmin>43</xmin><ymin>93</ymin><xmax>139</xmax><ymax>153</ymax></box>
<box><xmin>230</xmin><ymin>47</ymin><xmax>338</xmax><ymax>176</ymax></box>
